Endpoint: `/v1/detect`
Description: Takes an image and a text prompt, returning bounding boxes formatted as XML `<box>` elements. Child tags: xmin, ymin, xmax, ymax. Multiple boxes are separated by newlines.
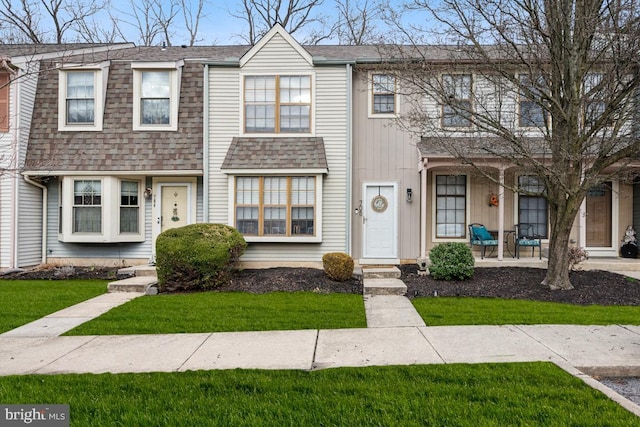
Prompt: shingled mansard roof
<box><xmin>222</xmin><ymin>137</ymin><xmax>328</xmax><ymax>172</ymax></box>
<box><xmin>25</xmin><ymin>58</ymin><xmax>203</xmax><ymax>173</ymax></box>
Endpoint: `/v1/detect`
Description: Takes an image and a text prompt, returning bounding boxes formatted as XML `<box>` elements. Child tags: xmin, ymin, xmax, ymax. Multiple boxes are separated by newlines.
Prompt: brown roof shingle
<box><xmin>221</xmin><ymin>137</ymin><xmax>328</xmax><ymax>171</ymax></box>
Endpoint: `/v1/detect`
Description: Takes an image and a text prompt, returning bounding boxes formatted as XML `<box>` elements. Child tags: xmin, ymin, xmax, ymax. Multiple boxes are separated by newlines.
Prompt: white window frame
<box><xmin>59</xmin><ymin>176</ymin><xmax>145</xmax><ymax>243</ymax></box>
<box><xmin>57</xmin><ymin>62</ymin><xmax>109</xmax><ymax>131</ymax></box>
<box><xmin>132</xmin><ymin>61</ymin><xmax>183</xmax><ymax>131</ymax></box>
<box><xmin>441</xmin><ymin>73</ymin><xmax>473</xmax><ymax>128</ymax></box>
<box><xmin>228</xmin><ymin>173</ymin><xmax>323</xmax><ymax>243</ymax></box>
<box><xmin>431</xmin><ymin>173</ymin><xmax>470</xmax><ymax>241</ymax></box>
<box><xmin>240</xmin><ymin>73</ymin><xmax>315</xmax><ymax>136</ymax></box>
<box><xmin>368</xmin><ymin>72</ymin><xmax>399</xmax><ymax>118</ymax></box>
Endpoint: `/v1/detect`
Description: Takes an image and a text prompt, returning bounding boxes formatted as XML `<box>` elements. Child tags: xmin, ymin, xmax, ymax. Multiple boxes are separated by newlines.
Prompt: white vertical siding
<box><xmin>0</xmin><ymin>72</ymin><xmax>18</xmax><ymax>268</ymax></box>
<box><xmin>207</xmin><ymin>36</ymin><xmax>349</xmax><ymax>262</ymax></box>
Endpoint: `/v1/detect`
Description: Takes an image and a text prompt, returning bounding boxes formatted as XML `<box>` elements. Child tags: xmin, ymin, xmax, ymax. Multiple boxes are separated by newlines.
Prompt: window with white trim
<box><xmin>435</xmin><ymin>175</ymin><xmax>466</xmax><ymax>238</ymax></box>
<box><xmin>584</xmin><ymin>72</ymin><xmax>606</xmax><ymax>126</ymax></box>
<box><xmin>234</xmin><ymin>176</ymin><xmax>317</xmax><ymax>238</ymax></box>
<box><xmin>518</xmin><ymin>175</ymin><xmax>548</xmax><ymax>238</ymax></box>
<box><xmin>442</xmin><ymin>74</ymin><xmax>472</xmax><ymax>127</ymax></box>
<box><xmin>518</xmin><ymin>74</ymin><xmax>547</xmax><ymax>128</ymax></box>
<box><xmin>132</xmin><ymin>62</ymin><xmax>182</xmax><ymax>131</ymax></box>
<box><xmin>371</xmin><ymin>74</ymin><xmax>396</xmax><ymax>115</ymax></box>
<box><xmin>244</xmin><ymin>75</ymin><xmax>311</xmax><ymax>133</ymax></box>
<box><xmin>60</xmin><ymin>177</ymin><xmax>144</xmax><ymax>243</ymax></box>
<box><xmin>58</xmin><ymin>64</ymin><xmax>107</xmax><ymax>131</ymax></box>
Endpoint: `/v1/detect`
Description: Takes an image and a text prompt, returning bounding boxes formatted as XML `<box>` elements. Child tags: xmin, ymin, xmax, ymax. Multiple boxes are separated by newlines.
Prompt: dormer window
<box><xmin>58</xmin><ymin>62</ymin><xmax>109</xmax><ymax>131</ymax></box>
<box><xmin>132</xmin><ymin>61</ymin><xmax>183</xmax><ymax>131</ymax></box>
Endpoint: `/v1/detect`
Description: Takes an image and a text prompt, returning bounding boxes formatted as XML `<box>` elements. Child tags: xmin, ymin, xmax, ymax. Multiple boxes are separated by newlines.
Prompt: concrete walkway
<box><xmin>1</xmin><ymin>273</ymin><xmax>640</xmax><ymax>416</ymax></box>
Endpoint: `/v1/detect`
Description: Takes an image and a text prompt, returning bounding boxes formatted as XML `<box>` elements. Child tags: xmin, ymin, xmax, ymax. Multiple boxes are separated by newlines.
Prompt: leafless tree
<box><xmin>0</xmin><ymin>0</ymin><xmax>106</xmax><ymax>43</ymax></box>
<box><xmin>333</xmin><ymin>0</ymin><xmax>381</xmax><ymax>45</ymax></box>
<box><xmin>382</xmin><ymin>0</ymin><xmax>640</xmax><ymax>290</ymax></box>
<box><xmin>231</xmin><ymin>0</ymin><xmax>326</xmax><ymax>45</ymax></box>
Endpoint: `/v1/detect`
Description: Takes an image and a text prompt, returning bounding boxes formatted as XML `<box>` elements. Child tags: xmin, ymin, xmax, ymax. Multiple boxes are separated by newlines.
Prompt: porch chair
<box><xmin>514</xmin><ymin>223</ymin><xmax>542</xmax><ymax>259</ymax></box>
<box><xmin>468</xmin><ymin>223</ymin><xmax>499</xmax><ymax>259</ymax></box>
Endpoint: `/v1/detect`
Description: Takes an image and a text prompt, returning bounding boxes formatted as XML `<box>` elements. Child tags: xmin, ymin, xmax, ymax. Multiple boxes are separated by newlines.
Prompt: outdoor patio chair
<box><xmin>514</xmin><ymin>223</ymin><xmax>542</xmax><ymax>259</ymax></box>
<box><xmin>468</xmin><ymin>223</ymin><xmax>499</xmax><ymax>259</ymax></box>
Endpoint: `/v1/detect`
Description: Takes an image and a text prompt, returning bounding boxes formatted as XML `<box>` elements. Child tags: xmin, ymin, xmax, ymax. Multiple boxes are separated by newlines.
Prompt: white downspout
<box><xmin>345</xmin><ymin>63</ymin><xmax>353</xmax><ymax>255</ymax></box>
<box><xmin>203</xmin><ymin>64</ymin><xmax>210</xmax><ymax>223</ymax></box>
<box><xmin>10</xmin><ymin>68</ymin><xmax>20</xmax><ymax>268</ymax></box>
<box><xmin>23</xmin><ymin>175</ymin><xmax>47</xmax><ymax>265</ymax></box>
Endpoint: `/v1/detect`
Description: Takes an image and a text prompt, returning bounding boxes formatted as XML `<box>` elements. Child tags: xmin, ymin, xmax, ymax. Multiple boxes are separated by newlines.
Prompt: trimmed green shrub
<box><xmin>322</xmin><ymin>252</ymin><xmax>355</xmax><ymax>282</ymax></box>
<box><xmin>428</xmin><ymin>242</ymin><xmax>475</xmax><ymax>281</ymax></box>
<box><xmin>156</xmin><ymin>223</ymin><xmax>247</xmax><ymax>292</ymax></box>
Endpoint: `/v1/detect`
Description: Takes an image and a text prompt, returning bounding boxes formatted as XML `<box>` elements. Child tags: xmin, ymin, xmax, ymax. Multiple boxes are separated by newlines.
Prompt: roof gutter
<box><xmin>23</xmin><ymin>175</ymin><xmax>48</xmax><ymax>266</ymax></box>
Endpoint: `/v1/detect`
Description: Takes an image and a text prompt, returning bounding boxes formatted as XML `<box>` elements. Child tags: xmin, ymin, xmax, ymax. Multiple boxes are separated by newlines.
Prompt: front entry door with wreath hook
<box><xmin>160</xmin><ymin>185</ymin><xmax>189</xmax><ymax>232</ymax></box>
<box><xmin>363</xmin><ymin>184</ymin><xmax>397</xmax><ymax>259</ymax></box>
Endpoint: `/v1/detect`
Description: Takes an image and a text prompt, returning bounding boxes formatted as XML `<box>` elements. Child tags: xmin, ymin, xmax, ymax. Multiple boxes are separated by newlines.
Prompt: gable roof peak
<box><xmin>239</xmin><ymin>23</ymin><xmax>313</xmax><ymax>67</ymax></box>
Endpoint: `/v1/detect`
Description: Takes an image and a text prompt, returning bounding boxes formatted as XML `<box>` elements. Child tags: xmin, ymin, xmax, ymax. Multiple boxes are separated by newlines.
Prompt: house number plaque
<box><xmin>371</xmin><ymin>195</ymin><xmax>388</xmax><ymax>213</ymax></box>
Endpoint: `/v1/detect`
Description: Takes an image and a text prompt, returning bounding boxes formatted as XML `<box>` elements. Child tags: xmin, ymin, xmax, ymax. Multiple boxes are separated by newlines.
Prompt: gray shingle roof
<box><xmin>221</xmin><ymin>137</ymin><xmax>328</xmax><ymax>171</ymax></box>
<box><xmin>25</xmin><ymin>61</ymin><xmax>203</xmax><ymax>173</ymax></box>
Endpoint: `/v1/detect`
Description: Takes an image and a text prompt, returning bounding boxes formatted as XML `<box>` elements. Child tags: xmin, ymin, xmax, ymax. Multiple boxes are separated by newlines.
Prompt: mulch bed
<box><xmin>2</xmin><ymin>264</ymin><xmax>640</xmax><ymax>306</ymax></box>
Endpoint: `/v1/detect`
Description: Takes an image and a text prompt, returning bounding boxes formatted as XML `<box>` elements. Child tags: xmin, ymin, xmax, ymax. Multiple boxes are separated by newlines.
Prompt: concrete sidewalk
<box><xmin>1</xmin><ymin>283</ymin><xmax>640</xmax><ymax>416</ymax></box>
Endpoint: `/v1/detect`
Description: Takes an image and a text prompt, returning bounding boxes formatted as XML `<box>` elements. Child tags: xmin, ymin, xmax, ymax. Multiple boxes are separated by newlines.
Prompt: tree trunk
<box><xmin>542</xmin><ymin>195</ymin><xmax>582</xmax><ymax>290</ymax></box>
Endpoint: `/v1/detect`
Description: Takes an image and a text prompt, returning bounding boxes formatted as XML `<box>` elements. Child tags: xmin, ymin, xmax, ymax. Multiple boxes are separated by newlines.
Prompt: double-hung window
<box><xmin>132</xmin><ymin>61</ymin><xmax>182</xmax><ymax>131</ymax></box>
<box><xmin>244</xmin><ymin>75</ymin><xmax>311</xmax><ymax>133</ymax></box>
<box><xmin>73</xmin><ymin>180</ymin><xmax>102</xmax><ymax>233</ymax></box>
<box><xmin>518</xmin><ymin>74</ymin><xmax>546</xmax><ymax>128</ymax></box>
<box><xmin>235</xmin><ymin>176</ymin><xmax>317</xmax><ymax>239</ymax></box>
<box><xmin>584</xmin><ymin>73</ymin><xmax>606</xmax><ymax>127</ymax></box>
<box><xmin>435</xmin><ymin>175</ymin><xmax>467</xmax><ymax>238</ymax></box>
<box><xmin>518</xmin><ymin>175</ymin><xmax>548</xmax><ymax>238</ymax></box>
<box><xmin>371</xmin><ymin>73</ymin><xmax>396</xmax><ymax>115</ymax></box>
<box><xmin>58</xmin><ymin>63</ymin><xmax>108</xmax><ymax>131</ymax></box>
<box><xmin>442</xmin><ymin>74</ymin><xmax>472</xmax><ymax>127</ymax></box>
<box><xmin>60</xmin><ymin>177</ymin><xmax>144</xmax><ymax>242</ymax></box>
<box><xmin>0</xmin><ymin>71</ymin><xmax>9</xmax><ymax>132</ymax></box>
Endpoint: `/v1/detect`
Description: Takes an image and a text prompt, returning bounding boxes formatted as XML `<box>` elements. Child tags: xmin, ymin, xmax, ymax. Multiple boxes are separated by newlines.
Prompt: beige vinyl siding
<box><xmin>207</xmin><ymin>35</ymin><xmax>349</xmax><ymax>262</ymax></box>
<box><xmin>351</xmin><ymin>71</ymin><xmax>421</xmax><ymax>261</ymax></box>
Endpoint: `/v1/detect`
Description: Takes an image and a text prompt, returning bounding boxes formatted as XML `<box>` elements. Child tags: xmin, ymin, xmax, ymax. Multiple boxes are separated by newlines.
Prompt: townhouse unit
<box><xmin>14</xmin><ymin>25</ymin><xmax>640</xmax><ymax>269</ymax></box>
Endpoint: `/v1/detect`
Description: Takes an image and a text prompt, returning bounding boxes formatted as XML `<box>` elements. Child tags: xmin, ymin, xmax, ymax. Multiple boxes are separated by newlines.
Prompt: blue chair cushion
<box><xmin>517</xmin><ymin>238</ymin><xmax>540</xmax><ymax>246</ymax></box>
<box><xmin>472</xmin><ymin>226</ymin><xmax>494</xmax><ymax>241</ymax></box>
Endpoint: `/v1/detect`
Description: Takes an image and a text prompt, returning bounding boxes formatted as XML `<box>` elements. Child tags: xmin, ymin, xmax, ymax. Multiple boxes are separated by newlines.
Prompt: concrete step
<box><xmin>108</xmin><ymin>276</ymin><xmax>158</xmax><ymax>295</ymax></box>
<box><xmin>118</xmin><ymin>265</ymin><xmax>157</xmax><ymax>277</ymax></box>
<box><xmin>362</xmin><ymin>266</ymin><xmax>401</xmax><ymax>279</ymax></box>
<box><xmin>363</xmin><ymin>278</ymin><xmax>407</xmax><ymax>296</ymax></box>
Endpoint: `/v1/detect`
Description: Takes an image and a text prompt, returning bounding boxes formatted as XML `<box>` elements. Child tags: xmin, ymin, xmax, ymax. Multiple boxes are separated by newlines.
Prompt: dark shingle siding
<box><xmin>26</xmin><ymin>61</ymin><xmax>203</xmax><ymax>172</ymax></box>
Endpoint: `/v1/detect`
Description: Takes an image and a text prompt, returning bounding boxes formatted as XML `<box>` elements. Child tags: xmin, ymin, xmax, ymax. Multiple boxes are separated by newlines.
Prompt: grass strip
<box><xmin>0</xmin><ymin>280</ymin><xmax>107</xmax><ymax>333</ymax></box>
<box><xmin>413</xmin><ymin>297</ymin><xmax>640</xmax><ymax>326</ymax></box>
<box><xmin>66</xmin><ymin>291</ymin><xmax>366</xmax><ymax>335</ymax></box>
<box><xmin>0</xmin><ymin>363</ymin><xmax>636</xmax><ymax>426</ymax></box>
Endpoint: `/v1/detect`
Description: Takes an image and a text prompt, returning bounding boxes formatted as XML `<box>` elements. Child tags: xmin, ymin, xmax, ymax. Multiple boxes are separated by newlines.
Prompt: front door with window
<box><xmin>586</xmin><ymin>182</ymin><xmax>612</xmax><ymax>247</ymax></box>
<box><xmin>362</xmin><ymin>184</ymin><xmax>397</xmax><ymax>260</ymax></box>
<box><xmin>152</xmin><ymin>181</ymin><xmax>194</xmax><ymax>258</ymax></box>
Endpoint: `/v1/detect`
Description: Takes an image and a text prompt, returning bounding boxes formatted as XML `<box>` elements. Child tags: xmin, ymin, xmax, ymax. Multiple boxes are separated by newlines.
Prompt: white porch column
<box><xmin>419</xmin><ymin>159</ymin><xmax>428</xmax><ymax>260</ymax></box>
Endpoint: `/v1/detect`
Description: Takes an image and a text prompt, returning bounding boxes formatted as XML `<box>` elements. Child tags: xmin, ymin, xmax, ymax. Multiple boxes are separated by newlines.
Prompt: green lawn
<box><xmin>66</xmin><ymin>291</ymin><xmax>366</xmax><ymax>335</ymax></box>
<box><xmin>413</xmin><ymin>297</ymin><xmax>640</xmax><ymax>326</ymax></box>
<box><xmin>0</xmin><ymin>363</ymin><xmax>636</xmax><ymax>426</ymax></box>
<box><xmin>0</xmin><ymin>280</ymin><xmax>107</xmax><ymax>333</ymax></box>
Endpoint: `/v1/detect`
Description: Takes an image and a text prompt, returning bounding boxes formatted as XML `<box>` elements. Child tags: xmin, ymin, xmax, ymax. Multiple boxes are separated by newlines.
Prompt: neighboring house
<box><xmin>17</xmin><ymin>26</ymin><xmax>640</xmax><ymax>268</ymax></box>
<box><xmin>0</xmin><ymin>44</ymin><xmax>133</xmax><ymax>270</ymax></box>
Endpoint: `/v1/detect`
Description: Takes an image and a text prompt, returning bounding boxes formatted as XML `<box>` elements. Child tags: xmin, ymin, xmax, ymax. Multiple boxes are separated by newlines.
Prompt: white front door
<box><xmin>362</xmin><ymin>184</ymin><xmax>398</xmax><ymax>260</ymax></box>
<box><xmin>152</xmin><ymin>181</ymin><xmax>195</xmax><ymax>257</ymax></box>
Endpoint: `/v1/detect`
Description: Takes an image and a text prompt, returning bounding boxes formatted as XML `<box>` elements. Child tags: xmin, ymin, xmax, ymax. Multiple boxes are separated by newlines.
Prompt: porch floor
<box><xmin>474</xmin><ymin>256</ymin><xmax>640</xmax><ymax>272</ymax></box>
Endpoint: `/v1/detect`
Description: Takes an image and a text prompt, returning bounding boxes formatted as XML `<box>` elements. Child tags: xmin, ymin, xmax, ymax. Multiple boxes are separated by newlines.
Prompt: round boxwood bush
<box><xmin>428</xmin><ymin>242</ymin><xmax>474</xmax><ymax>281</ymax></box>
<box><xmin>155</xmin><ymin>223</ymin><xmax>247</xmax><ymax>292</ymax></box>
<box><xmin>322</xmin><ymin>252</ymin><xmax>355</xmax><ymax>281</ymax></box>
